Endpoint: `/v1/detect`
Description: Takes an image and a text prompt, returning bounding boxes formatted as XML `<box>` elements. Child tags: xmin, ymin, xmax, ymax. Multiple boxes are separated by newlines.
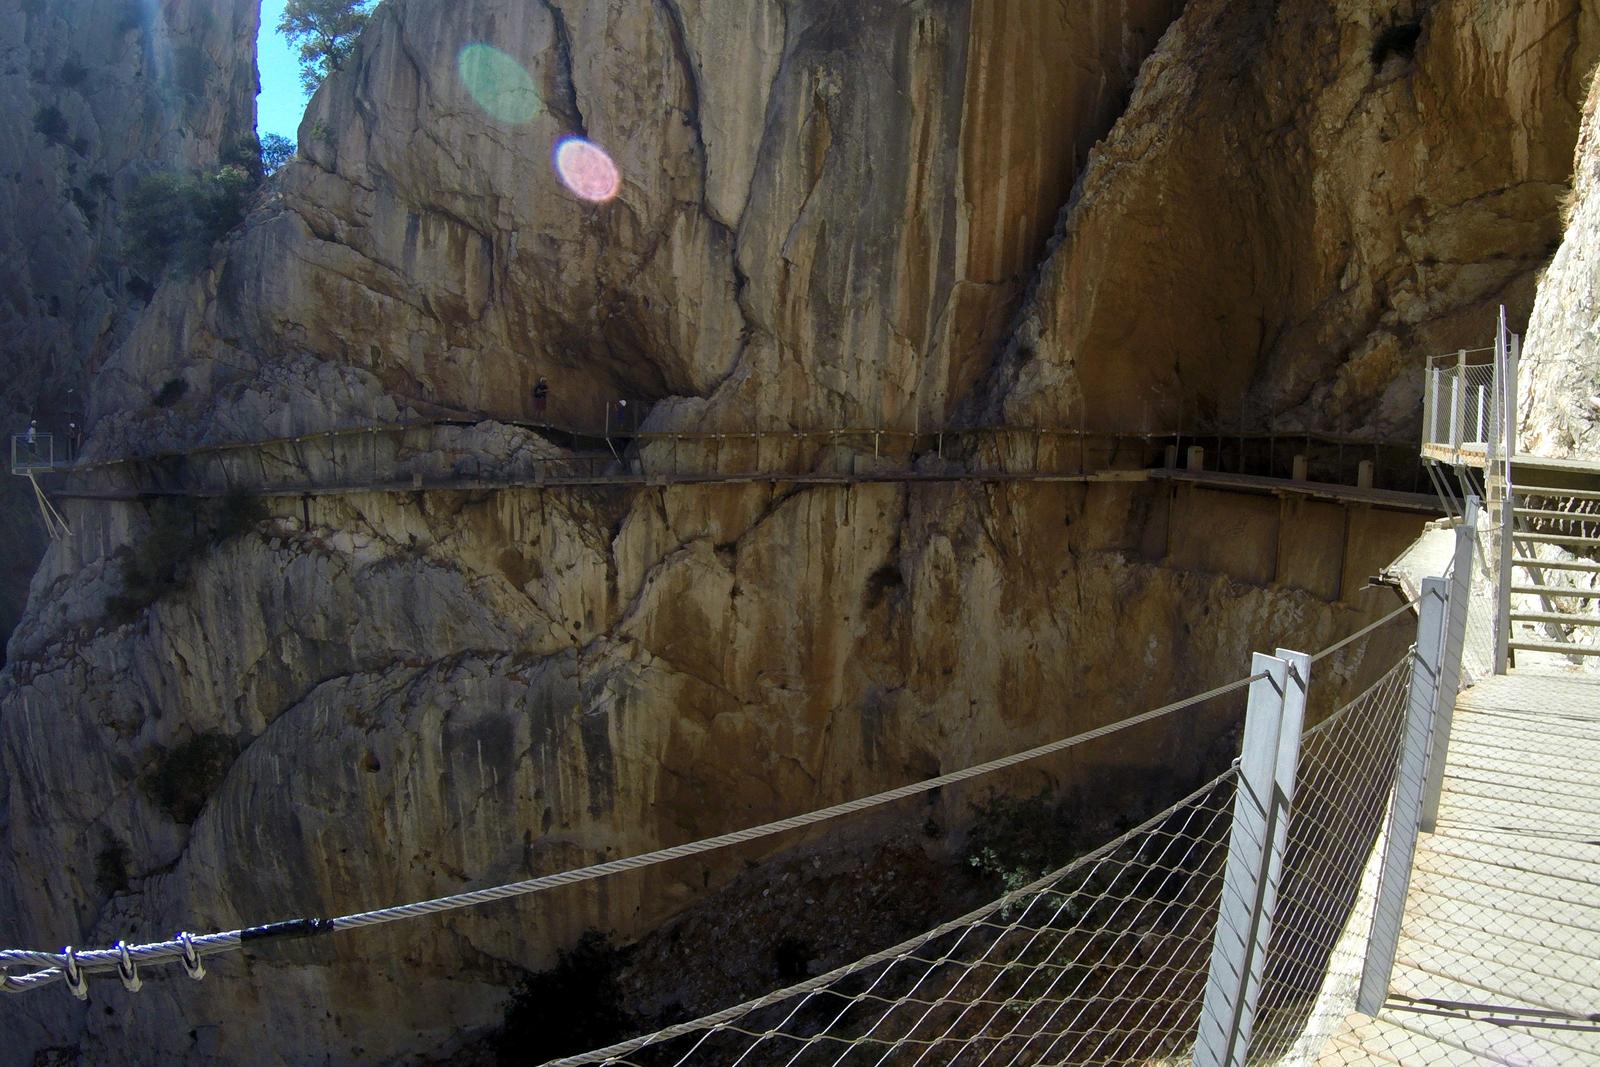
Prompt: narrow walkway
<box><xmin>43</xmin><ymin>465</ymin><xmax>1444</xmax><ymax>511</ymax></box>
<box><xmin>1319</xmin><ymin>669</ymin><xmax>1600</xmax><ymax>1065</ymax></box>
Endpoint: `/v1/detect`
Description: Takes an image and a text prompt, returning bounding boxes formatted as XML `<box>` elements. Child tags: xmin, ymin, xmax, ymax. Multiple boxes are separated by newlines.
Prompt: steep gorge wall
<box><xmin>0</xmin><ymin>0</ymin><xmax>1594</xmax><ymax>1062</ymax></box>
<box><xmin>0</xmin><ymin>0</ymin><xmax>259</xmax><ymax>656</ymax></box>
<box><xmin>990</xmin><ymin>0</ymin><xmax>1598</xmax><ymax>435</ymax></box>
<box><xmin>88</xmin><ymin>0</ymin><xmax>1185</xmax><ymax>449</ymax></box>
<box><xmin>1524</xmin><ymin>70</ymin><xmax>1600</xmax><ymax>459</ymax></box>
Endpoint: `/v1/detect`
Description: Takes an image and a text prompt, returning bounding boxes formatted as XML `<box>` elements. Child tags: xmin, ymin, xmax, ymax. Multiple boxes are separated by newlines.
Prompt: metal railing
<box><xmin>20</xmin><ymin>419</ymin><xmax>1431</xmax><ymax>504</ymax></box>
<box><xmin>9</xmin><ymin>432</ymin><xmax>62</xmax><ymax>475</ymax></box>
<box><xmin>1421</xmin><ymin>351</ymin><xmax>1499</xmax><ymax>465</ymax></box>
<box><xmin>0</xmin><ymin>518</ymin><xmax>1472</xmax><ymax>1065</ymax></box>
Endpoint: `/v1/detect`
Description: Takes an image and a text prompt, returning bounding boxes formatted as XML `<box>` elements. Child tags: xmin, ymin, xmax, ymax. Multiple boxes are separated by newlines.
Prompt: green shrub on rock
<box><xmin>123</xmin><ymin>163</ymin><xmax>256</xmax><ymax>276</ymax></box>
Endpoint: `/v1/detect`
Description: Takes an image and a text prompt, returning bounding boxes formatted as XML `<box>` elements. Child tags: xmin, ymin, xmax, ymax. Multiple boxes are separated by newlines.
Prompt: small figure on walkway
<box><xmin>533</xmin><ymin>376</ymin><xmax>549</xmax><ymax>424</ymax></box>
<box><xmin>24</xmin><ymin>420</ymin><xmax>37</xmax><ymax>446</ymax></box>
<box><xmin>613</xmin><ymin>398</ymin><xmax>629</xmax><ymax>433</ymax></box>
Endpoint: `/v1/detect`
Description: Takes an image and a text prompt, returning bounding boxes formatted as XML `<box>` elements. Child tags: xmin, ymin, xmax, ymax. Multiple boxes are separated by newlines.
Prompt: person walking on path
<box><xmin>533</xmin><ymin>376</ymin><xmax>549</xmax><ymax>425</ymax></box>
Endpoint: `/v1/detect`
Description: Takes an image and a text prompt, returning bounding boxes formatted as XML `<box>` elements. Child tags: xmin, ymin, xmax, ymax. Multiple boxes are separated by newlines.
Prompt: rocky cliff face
<box><xmin>991</xmin><ymin>0</ymin><xmax>1598</xmax><ymax>434</ymax></box>
<box><xmin>1</xmin><ymin>0</ymin><xmax>1594</xmax><ymax>1063</ymax></box>
<box><xmin>1512</xmin><ymin>66</ymin><xmax>1600</xmax><ymax>666</ymax></box>
<box><xmin>0</xmin><ymin>0</ymin><xmax>259</xmax><ymax>658</ymax></box>
<box><xmin>1524</xmin><ymin>71</ymin><xmax>1600</xmax><ymax>460</ymax></box>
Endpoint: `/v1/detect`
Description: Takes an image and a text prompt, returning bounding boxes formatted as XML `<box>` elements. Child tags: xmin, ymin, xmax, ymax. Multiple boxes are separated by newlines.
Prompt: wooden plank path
<box><xmin>1319</xmin><ymin>669</ymin><xmax>1600</xmax><ymax>1064</ymax></box>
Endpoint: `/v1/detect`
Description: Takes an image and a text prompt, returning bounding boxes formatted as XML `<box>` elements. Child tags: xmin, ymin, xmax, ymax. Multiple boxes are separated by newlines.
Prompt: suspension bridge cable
<box><xmin>0</xmin><ymin>674</ymin><xmax>1260</xmax><ymax>995</ymax></box>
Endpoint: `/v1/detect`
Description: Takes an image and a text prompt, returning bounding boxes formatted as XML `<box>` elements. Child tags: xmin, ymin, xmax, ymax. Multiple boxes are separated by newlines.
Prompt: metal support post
<box><xmin>1496</xmin><ymin>333</ymin><xmax>1519</xmax><ymax>674</ymax></box>
<box><xmin>1358</xmin><ymin>577</ymin><xmax>1449</xmax><ymax>1015</ymax></box>
<box><xmin>1195</xmin><ymin>649</ymin><xmax>1310</xmax><ymax>1067</ymax></box>
<box><xmin>1420</xmin><ymin>497</ymin><xmax>1477</xmax><ymax>832</ymax></box>
<box><xmin>1430</xmin><ymin>364</ymin><xmax>1442</xmax><ymax>446</ymax></box>
<box><xmin>1452</xmin><ymin>349</ymin><xmax>1467</xmax><ymax>456</ymax></box>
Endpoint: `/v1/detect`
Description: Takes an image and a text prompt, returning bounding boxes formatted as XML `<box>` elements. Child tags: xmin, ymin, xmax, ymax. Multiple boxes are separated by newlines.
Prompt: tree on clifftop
<box><xmin>278</xmin><ymin>0</ymin><xmax>375</xmax><ymax>95</ymax></box>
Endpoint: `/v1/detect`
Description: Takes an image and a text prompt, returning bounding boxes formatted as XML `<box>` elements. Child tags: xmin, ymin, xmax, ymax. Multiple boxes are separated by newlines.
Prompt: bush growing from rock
<box><xmin>123</xmin><ymin>163</ymin><xmax>255</xmax><ymax>276</ymax></box>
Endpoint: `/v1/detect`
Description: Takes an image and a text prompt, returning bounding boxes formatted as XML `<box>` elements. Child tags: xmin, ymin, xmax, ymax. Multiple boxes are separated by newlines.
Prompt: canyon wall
<box><xmin>1</xmin><ymin>0</ymin><xmax>1595</xmax><ymax>1062</ymax></box>
<box><xmin>991</xmin><ymin>0</ymin><xmax>1597</xmax><ymax>435</ymax></box>
<box><xmin>1524</xmin><ymin>69</ymin><xmax>1600</xmax><ymax>460</ymax></box>
<box><xmin>0</xmin><ymin>0</ymin><xmax>259</xmax><ymax>656</ymax></box>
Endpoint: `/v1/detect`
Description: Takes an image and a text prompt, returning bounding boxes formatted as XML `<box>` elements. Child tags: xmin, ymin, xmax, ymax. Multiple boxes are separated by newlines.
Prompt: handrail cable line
<box><xmin>1308</xmin><ymin>599</ymin><xmax>1416</xmax><ymax>664</ymax></box>
<box><xmin>544</xmin><ymin>770</ymin><xmax>1240</xmax><ymax>1067</ymax></box>
<box><xmin>544</xmin><ymin>644</ymin><xmax>1418</xmax><ymax>1067</ymax></box>
<box><xmin>0</xmin><ymin>674</ymin><xmax>1261</xmax><ymax>996</ymax></box>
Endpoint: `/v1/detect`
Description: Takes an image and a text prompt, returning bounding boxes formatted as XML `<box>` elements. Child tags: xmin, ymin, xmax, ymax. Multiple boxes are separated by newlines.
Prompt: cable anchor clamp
<box><xmin>61</xmin><ymin>947</ymin><xmax>88</xmax><ymax>1000</ymax></box>
<box><xmin>177</xmin><ymin>933</ymin><xmax>206</xmax><ymax>981</ymax></box>
<box><xmin>115</xmin><ymin>941</ymin><xmax>141</xmax><ymax>992</ymax></box>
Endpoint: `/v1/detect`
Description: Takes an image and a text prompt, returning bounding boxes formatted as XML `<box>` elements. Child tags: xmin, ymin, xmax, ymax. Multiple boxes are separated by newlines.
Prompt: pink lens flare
<box><xmin>554</xmin><ymin>137</ymin><xmax>622</xmax><ymax>203</ymax></box>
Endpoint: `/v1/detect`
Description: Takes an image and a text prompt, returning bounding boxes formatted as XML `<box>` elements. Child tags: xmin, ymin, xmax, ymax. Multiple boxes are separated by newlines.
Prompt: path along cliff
<box><xmin>1</xmin><ymin>1</ymin><xmax>1597</xmax><ymax>1063</ymax></box>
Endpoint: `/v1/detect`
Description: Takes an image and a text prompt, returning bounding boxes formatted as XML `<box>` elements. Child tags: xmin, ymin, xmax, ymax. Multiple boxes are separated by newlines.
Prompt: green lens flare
<box><xmin>457</xmin><ymin>44</ymin><xmax>542</xmax><ymax>125</ymax></box>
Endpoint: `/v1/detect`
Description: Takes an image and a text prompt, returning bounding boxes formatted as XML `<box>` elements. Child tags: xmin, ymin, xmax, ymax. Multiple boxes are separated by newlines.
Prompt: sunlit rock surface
<box><xmin>1525</xmin><ymin>71</ymin><xmax>1600</xmax><ymax>461</ymax></box>
<box><xmin>1513</xmin><ymin>68</ymin><xmax>1600</xmax><ymax>668</ymax></box>
<box><xmin>1</xmin><ymin>0</ymin><xmax>1595</xmax><ymax>1062</ymax></box>
<box><xmin>990</xmin><ymin>0</ymin><xmax>1598</xmax><ymax>435</ymax></box>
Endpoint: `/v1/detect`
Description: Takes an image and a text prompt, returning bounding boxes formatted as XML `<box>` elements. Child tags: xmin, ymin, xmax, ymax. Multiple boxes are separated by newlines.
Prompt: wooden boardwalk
<box><xmin>1318</xmin><ymin>668</ymin><xmax>1600</xmax><ymax>1065</ymax></box>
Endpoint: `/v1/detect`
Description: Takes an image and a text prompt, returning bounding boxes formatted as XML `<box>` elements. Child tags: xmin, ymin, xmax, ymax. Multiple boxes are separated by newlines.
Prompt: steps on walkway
<box><xmin>1513</xmin><ymin>556</ymin><xmax>1600</xmax><ymax>573</ymax></box>
<box><xmin>1508</xmin><ymin>640</ymin><xmax>1600</xmax><ymax>657</ymax></box>
<box><xmin>1514</xmin><ymin>506</ymin><xmax>1600</xmax><ymax>522</ymax></box>
<box><xmin>1517</xmin><ymin>484</ymin><xmax>1600</xmax><ymax>502</ymax></box>
<box><xmin>1513</xmin><ymin>530</ymin><xmax>1600</xmax><ymax>549</ymax></box>
<box><xmin>1511</xmin><ymin>583</ymin><xmax>1596</xmax><ymax>597</ymax></box>
<box><xmin>1511</xmin><ymin>611</ymin><xmax>1600</xmax><ymax>627</ymax></box>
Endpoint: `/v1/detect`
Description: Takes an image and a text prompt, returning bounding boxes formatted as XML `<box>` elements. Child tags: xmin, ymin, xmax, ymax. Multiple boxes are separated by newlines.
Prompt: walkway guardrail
<box><xmin>17</xmin><ymin>420</ymin><xmax>1430</xmax><ymax>504</ymax></box>
<box><xmin>9</xmin><ymin>432</ymin><xmax>61</xmax><ymax>475</ymax></box>
<box><xmin>1421</xmin><ymin>349</ymin><xmax>1499</xmax><ymax>467</ymax></box>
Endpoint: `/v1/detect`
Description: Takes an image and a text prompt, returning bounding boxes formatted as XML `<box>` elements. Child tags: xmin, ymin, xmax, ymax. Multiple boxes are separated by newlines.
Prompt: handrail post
<box><xmin>1358</xmin><ymin>576</ymin><xmax>1449</xmax><ymax>1015</ymax></box>
<box><xmin>1195</xmin><ymin>648</ymin><xmax>1309</xmax><ymax>1067</ymax></box>
<box><xmin>1496</xmin><ymin>334</ymin><xmax>1519</xmax><ymax>674</ymax></box>
<box><xmin>1420</xmin><ymin>496</ymin><xmax>1476</xmax><ymax>832</ymax></box>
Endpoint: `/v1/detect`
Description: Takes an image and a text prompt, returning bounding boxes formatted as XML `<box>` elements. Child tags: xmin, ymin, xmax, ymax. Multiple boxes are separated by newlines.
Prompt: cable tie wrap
<box><xmin>61</xmin><ymin>947</ymin><xmax>87</xmax><ymax>1000</ymax></box>
<box><xmin>115</xmin><ymin>941</ymin><xmax>141</xmax><ymax>993</ymax></box>
<box><xmin>178</xmin><ymin>933</ymin><xmax>205</xmax><ymax>981</ymax></box>
<box><xmin>239</xmin><ymin>918</ymin><xmax>334</xmax><ymax>945</ymax></box>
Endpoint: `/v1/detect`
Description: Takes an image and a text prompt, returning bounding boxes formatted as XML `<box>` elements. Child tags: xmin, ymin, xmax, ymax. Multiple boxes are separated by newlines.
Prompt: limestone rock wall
<box><xmin>1511</xmin><ymin>68</ymin><xmax>1600</xmax><ymax>667</ymax></box>
<box><xmin>989</xmin><ymin>0</ymin><xmax>1598</xmax><ymax>436</ymax></box>
<box><xmin>1523</xmin><ymin>72</ymin><xmax>1600</xmax><ymax>459</ymax></box>
<box><xmin>1</xmin><ymin>0</ymin><xmax>1594</xmax><ymax>1062</ymax></box>
<box><xmin>0</xmin><ymin>0</ymin><xmax>259</xmax><ymax>657</ymax></box>
<box><xmin>88</xmin><ymin>0</ymin><xmax>1185</xmax><ymax>451</ymax></box>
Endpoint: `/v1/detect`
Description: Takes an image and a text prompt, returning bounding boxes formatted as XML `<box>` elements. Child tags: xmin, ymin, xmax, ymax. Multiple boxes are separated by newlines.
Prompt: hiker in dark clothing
<box><xmin>533</xmin><ymin>376</ymin><xmax>549</xmax><ymax>423</ymax></box>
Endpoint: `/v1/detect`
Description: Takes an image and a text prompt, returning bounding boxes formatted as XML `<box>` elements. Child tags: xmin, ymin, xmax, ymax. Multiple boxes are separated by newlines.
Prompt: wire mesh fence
<box><xmin>548</xmin><ymin>772</ymin><xmax>1241</xmax><ymax>1067</ymax></box>
<box><xmin>1421</xmin><ymin>353</ymin><xmax>1499</xmax><ymax>463</ymax></box>
<box><xmin>1247</xmin><ymin>657</ymin><xmax>1412</xmax><ymax>1065</ymax></box>
<box><xmin>1461</xmin><ymin>519</ymin><xmax>1501</xmax><ymax>685</ymax></box>
<box><xmin>530</xmin><ymin>628</ymin><xmax>1426</xmax><ymax>1067</ymax></box>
